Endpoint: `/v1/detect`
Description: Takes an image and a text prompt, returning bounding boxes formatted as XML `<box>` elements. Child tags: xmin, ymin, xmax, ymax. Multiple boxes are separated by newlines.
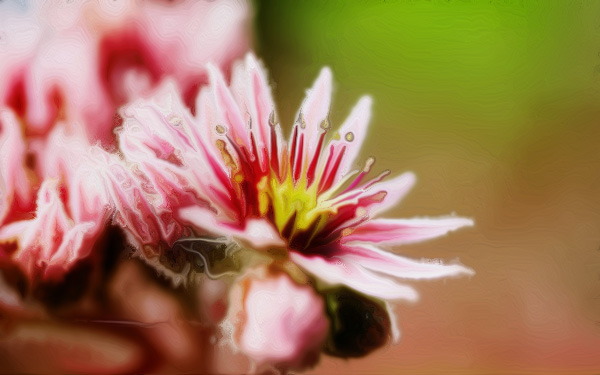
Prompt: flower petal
<box><xmin>329</xmin><ymin>96</ymin><xmax>372</xmax><ymax>182</ymax></box>
<box><xmin>343</xmin><ymin>216</ymin><xmax>474</xmax><ymax>246</ymax></box>
<box><xmin>34</xmin><ymin>125</ymin><xmax>111</xmax><ymax>225</ymax></box>
<box><xmin>229</xmin><ymin>53</ymin><xmax>276</xmax><ymax>169</ymax></box>
<box><xmin>178</xmin><ymin>206</ymin><xmax>285</xmax><ymax>250</ymax></box>
<box><xmin>207</xmin><ymin>63</ymin><xmax>251</xmax><ymax>147</ymax></box>
<box><xmin>0</xmin><ymin>108</ymin><xmax>32</xmax><ymax>224</ymax></box>
<box><xmin>297</xmin><ymin>67</ymin><xmax>332</xmax><ymax>161</ymax></box>
<box><xmin>339</xmin><ymin>243</ymin><xmax>475</xmax><ymax>280</ymax></box>
<box><xmin>0</xmin><ymin>0</ymin><xmax>250</xmax><ymax>146</ymax></box>
<box><xmin>290</xmin><ymin>251</ymin><xmax>418</xmax><ymax>301</ymax></box>
<box><xmin>367</xmin><ymin>171</ymin><xmax>416</xmax><ymax>217</ymax></box>
<box><xmin>118</xmin><ymin>81</ymin><xmax>238</xmax><ymax>221</ymax></box>
<box><xmin>0</xmin><ymin>179</ymin><xmax>101</xmax><ymax>281</ymax></box>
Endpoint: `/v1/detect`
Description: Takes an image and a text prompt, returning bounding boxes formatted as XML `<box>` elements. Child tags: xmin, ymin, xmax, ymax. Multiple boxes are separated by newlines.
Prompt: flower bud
<box><xmin>224</xmin><ymin>267</ymin><xmax>329</xmax><ymax>372</ymax></box>
<box><xmin>324</xmin><ymin>287</ymin><xmax>391</xmax><ymax>358</ymax></box>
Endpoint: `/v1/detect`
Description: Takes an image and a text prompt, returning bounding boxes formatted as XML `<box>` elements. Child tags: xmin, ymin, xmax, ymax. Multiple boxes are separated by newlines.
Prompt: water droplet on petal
<box><xmin>345</xmin><ymin>132</ymin><xmax>354</xmax><ymax>142</ymax></box>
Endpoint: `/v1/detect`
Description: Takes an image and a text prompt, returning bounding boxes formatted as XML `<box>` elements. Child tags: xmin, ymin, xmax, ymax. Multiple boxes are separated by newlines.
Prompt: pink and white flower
<box><xmin>117</xmin><ymin>53</ymin><xmax>474</xmax><ymax>302</ymax></box>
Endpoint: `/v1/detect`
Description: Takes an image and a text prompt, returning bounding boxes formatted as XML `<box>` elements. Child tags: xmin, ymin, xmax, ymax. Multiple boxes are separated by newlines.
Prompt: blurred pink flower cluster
<box><xmin>0</xmin><ymin>1</ymin><xmax>473</xmax><ymax>373</ymax></box>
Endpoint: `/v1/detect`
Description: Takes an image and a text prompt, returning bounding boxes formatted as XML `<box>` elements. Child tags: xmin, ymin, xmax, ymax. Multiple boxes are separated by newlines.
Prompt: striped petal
<box><xmin>0</xmin><ymin>108</ymin><xmax>32</xmax><ymax>224</ymax></box>
<box><xmin>229</xmin><ymin>54</ymin><xmax>276</xmax><ymax>169</ymax></box>
<box><xmin>296</xmin><ymin>67</ymin><xmax>332</xmax><ymax>164</ymax></box>
<box><xmin>367</xmin><ymin>171</ymin><xmax>416</xmax><ymax>217</ymax></box>
<box><xmin>290</xmin><ymin>250</ymin><xmax>419</xmax><ymax>301</ymax></box>
<box><xmin>178</xmin><ymin>206</ymin><xmax>285</xmax><ymax>250</ymax></box>
<box><xmin>340</xmin><ymin>243</ymin><xmax>474</xmax><ymax>280</ymax></box>
<box><xmin>0</xmin><ymin>180</ymin><xmax>101</xmax><ymax>281</ymax></box>
<box><xmin>326</xmin><ymin>95</ymin><xmax>372</xmax><ymax>184</ymax></box>
<box><xmin>343</xmin><ymin>216</ymin><xmax>474</xmax><ymax>246</ymax></box>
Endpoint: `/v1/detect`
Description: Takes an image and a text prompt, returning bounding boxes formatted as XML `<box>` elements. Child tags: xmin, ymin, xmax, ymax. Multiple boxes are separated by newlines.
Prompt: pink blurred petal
<box><xmin>33</xmin><ymin>125</ymin><xmax>111</xmax><ymax>225</ymax></box>
<box><xmin>0</xmin><ymin>108</ymin><xmax>32</xmax><ymax>224</ymax></box>
<box><xmin>343</xmin><ymin>216</ymin><xmax>474</xmax><ymax>246</ymax></box>
<box><xmin>0</xmin><ymin>179</ymin><xmax>102</xmax><ymax>280</ymax></box>
<box><xmin>0</xmin><ymin>0</ymin><xmax>251</xmax><ymax>146</ymax></box>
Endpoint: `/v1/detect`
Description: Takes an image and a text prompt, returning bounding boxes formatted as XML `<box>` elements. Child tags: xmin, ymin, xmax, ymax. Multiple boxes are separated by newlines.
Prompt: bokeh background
<box><xmin>254</xmin><ymin>1</ymin><xmax>600</xmax><ymax>373</ymax></box>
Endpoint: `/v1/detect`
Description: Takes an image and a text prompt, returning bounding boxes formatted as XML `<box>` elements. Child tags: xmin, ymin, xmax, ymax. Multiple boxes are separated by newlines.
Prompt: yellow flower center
<box><xmin>258</xmin><ymin>172</ymin><xmax>325</xmax><ymax>235</ymax></box>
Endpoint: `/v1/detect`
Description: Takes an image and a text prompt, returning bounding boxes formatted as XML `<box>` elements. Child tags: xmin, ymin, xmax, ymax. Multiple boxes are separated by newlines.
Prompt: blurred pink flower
<box><xmin>0</xmin><ymin>109</ymin><xmax>128</xmax><ymax>281</ymax></box>
<box><xmin>0</xmin><ymin>0</ymin><xmax>250</xmax><ymax>148</ymax></box>
<box><xmin>224</xmin><ymin>267</ymin><xmax>328</xmax><ymax>371</ymax></box>
<box><xmin>116</xmin><ymin>53</ymin><xmax>474</xmax><ymax>302</ymax></box>
<box><xmin>0</xmin><ymin>109</ymin><xmax>33</xmax><ymax>225</ymax></box>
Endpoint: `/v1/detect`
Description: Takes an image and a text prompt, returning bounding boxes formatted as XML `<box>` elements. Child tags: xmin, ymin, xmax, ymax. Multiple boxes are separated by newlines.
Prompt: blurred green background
<box><xmin>254</xmin><ymin>1</ymin><xmax>600</xmax><ymax>373</ymax></box>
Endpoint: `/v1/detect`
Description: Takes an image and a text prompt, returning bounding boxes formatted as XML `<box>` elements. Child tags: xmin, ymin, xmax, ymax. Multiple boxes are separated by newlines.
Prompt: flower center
<box><xmin>258</xmin><ymin>172</ymin><xmax>325</xmax><ymax>238</ymax></box>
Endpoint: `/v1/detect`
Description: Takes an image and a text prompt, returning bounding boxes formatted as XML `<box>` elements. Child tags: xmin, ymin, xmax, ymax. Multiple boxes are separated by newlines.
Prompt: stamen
<box><xmin>298</xmin><ymin>112</ymin><xmax>306</xmax><ymax>129</ymax></box>
<box><xmin>362</xmin><ymin>169</ymin><xmax>391</xmax><ymax>190</ymax></box>
<box><xmin>343</xmin><ymin>157</ymin><xmax>376</xmax><ymax>193</ymax></box>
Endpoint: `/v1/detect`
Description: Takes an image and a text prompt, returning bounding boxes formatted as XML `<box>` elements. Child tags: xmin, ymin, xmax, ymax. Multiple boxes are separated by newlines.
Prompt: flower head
<box><xmin>118</xmin><ymin>53</ymin><xmax>474</xmax><ymax>302</ymax></box>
